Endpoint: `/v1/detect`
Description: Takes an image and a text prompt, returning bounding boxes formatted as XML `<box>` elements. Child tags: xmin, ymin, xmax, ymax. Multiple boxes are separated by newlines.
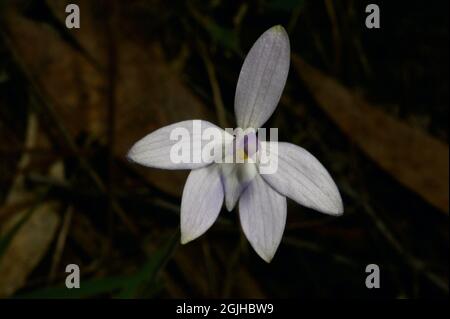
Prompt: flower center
<box><xmin>233</xmin><ymin>130</ymin><xmax>259</xmax><ymax>163</ymax></box>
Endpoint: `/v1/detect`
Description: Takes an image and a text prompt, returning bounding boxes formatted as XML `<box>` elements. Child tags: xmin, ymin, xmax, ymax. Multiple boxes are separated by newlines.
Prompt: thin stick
<box><xmin>198</xmin><ymin>41</ymin><xmax>229</xmax><ymax>128</ymax></box>
<box><xmin>48</xmin><ymin>206</ymin><xmax>74</xmax><ymax>281</ymax></box>
<box><xmin>305</xmin><ymin>118</ymin><xmax>448</xmax><ymax>294</ymax></box>
<box><xmin>341</xmin><ymin>182</ymin><xmax>449</xmax><ymax>293</ymax></box>
<box><xmin>105</xmin><ymin>0</ymin><xmax>119</xmax><ymax>249</ymax></box>
<box><xmin>0</xmin><ymin>28</ymin><xmax>139</xmax><ymax>236</ymax></box>
<box><xmin>324</xmin><ymin>0</ymin><xmax>342</xmax><ymax>72</ymax></box>
<box><xmin>283</xmin><ymin>237</ymin><xmax>359</xmax><ymax>268</ymax></box>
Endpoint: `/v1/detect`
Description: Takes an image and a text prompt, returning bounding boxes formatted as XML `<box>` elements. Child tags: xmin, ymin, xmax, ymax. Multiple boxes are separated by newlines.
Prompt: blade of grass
<box><xmin>0</xmin><ymin>189</ymin><xmax>49</xmax><ymax>262</ymax></box>
<box><xmin>188</xmin><ymin>4</ymin><xmax>241</xmax><ymax>55</ymax></box>
<box><xmin>16</xmin><ymin>231</ymin><xmax>180</xmax><ymax>299</ymax></box>
<box><xmin>16</xmin><ymin>276</ymin><xmax>131</xmax><ymax>299</ymax></box>
<box><xmin>116</xmin><ymin>230</ymin><xmax>180</xmax><ymax>298</ymax></box>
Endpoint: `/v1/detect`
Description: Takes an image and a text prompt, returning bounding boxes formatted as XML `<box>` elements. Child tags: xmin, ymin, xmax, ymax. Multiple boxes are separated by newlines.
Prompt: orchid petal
<box><xmin>239</xmin><ymin>174</ymin><xmax>287</xmax><ymax>262</ymax></box>
<box><xmin>221</xmin><ymin>162</ymin><xmax>258</xmax><ymax>211</ymax></box>
<box><xmin>234</xmin><ymin>25</ymin><xmax>290</xmax><ymax>129</ymax></box>
<box><xmin>127</xmin><ymin>120</ymin><xmax>233</xmax><ymax>170</ymax></box>
<box><xmin>181</xmin><ymin>164</ymin><xmax>224</xmax><ymax>244</ymax></box>
<box><xmin>259</xmin><ymin>142</ymin><xmax>343</xmax><ymax>215</ymax></box>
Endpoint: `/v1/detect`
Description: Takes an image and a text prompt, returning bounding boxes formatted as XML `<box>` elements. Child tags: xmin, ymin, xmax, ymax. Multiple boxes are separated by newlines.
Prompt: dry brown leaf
<box><xmin>2</xmin><ymin>6</ymin><xmax>106</xmax><ymax>139</ymax></box>
<box><xmin>5</xmin><ymin>114</ymin><xmax>39</xmax><ymax>205</ymax></box>
<box><xmin>0</xmin><ymin>111</ymin><xmax>62</xmax><ymax>297</ymax></box>
<box><xmin>293</xmin><ymin>55</ymin><xmax>449</xmax><ymax>213</ymax></box>
<box><xmin>0</xmin><ymin>202</ymin><xmax>60</xmax><ymax>297</ymax></box>
<box><xmin>2</xmin><ymin>1</ymin><xmax>214</xmax><ymax>196</ymax></box>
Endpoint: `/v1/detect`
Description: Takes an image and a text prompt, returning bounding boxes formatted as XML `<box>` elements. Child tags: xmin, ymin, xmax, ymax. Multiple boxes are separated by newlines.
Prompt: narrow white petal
<box><xmin>239</xmin><ymin>174</ymin><xmax>287</xmax><ymax>262</ymax></box>
<box><xmin>259</xmin><ymin>142</ymin><xmax>344</xmax><ymax>215</ymax></box>
<box><xmin>127</xmin><ymin>120</ymin><xmax>233</xmax><ymax>170</ymax></box>
<box><xmin>181</xmin><ymin>164</ymin><xmax>224</xmax><ymax>244</ymax></box>
<box><xmin>234</xmin><ymin>25</ymin><xmax>290</xmax><ymax>129</ymax></box>
<box><xmin>221</xmin><ymin>162</ymin><xmax>258</xmax><ymax>211</ymax></box>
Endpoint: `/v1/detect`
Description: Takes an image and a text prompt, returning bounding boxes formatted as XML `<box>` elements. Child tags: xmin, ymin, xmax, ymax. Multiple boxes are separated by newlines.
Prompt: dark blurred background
<box><xmin>0</xmin><ymin>0</ymin><xmax>448</xmax><ymax>298</ymax></box>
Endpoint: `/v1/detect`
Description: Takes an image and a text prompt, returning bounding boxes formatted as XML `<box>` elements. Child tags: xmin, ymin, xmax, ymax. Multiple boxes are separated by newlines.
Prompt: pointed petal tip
<box><xmin>225</xmin><ymin>202</ymin><xmax>234</xmax><ymax>212</ymax></box>
<box><xmin>180</xmin><ymin>235</ymin><xmax>191</xmax><ymax>245</ymax></box>
<box><xmin>271</xmin><ymin>25</ymin><xmax>287</xmax><ymax>34</ymax></box>
<box><xmin>260</xmin><ymin>253</ymin><xmax>274</xmax><ymax>263</ymax></box>
<box><xmin>224</xmin><ymin>191</ymin><xmax>240</xmax><ymax>211</ymax></box>
<box><xmin>315</xmin><ymin>198</ymin><xmax>344</xmax><ymax>216</ymax></box>
<box><xmin>268</xmin><ymin>25</ymin><xmax>289</xmax><ymax>43</ymax></box>
<box><xmin>126</xmin><ymin>145</ymin><xmax>144</xmax><ymax>165</ymax></box>
<box><xmin>329</xmin><ymin>208</ymin><xmax>344</xmax><ymax>217</ymax></box>
<box><xmin>253</xmin><ymin>246</ymin><xmax>276</xmax><ymax>263</ymax></box>
<box><xmin>126</xmin><ymin>148</ymin><xmax>145</xmax><ymax>166</ymax></box>
<box><xmin>125</xmin><ymin>148</ymin><xmax>136</xmax><ymax>163</ymax></box>
<box><xmin>336</xmin><ymin>203</ymin><xmax>344</xmax><ymax>216</ymax></box>
<box><xmin>330</xmin><ymin>195</ymin><xmax>344</xmax><ymax>216</ymax></box>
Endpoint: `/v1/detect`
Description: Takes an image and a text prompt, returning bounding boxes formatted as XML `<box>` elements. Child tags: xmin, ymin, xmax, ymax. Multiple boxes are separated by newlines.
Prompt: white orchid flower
<box><xmin>127</xmin><ymin>25</ymin><xmax>343</xmax><ymax>262</ymax></box>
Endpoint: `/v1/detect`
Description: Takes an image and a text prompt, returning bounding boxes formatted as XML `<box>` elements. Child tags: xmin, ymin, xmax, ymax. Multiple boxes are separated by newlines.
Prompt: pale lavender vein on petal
<box><xmin>259</xmin><ymin>142</ymin><xmax>344</xmax><ymax>215</ymax></box>
<box><xmin>127</xmin><ymin>120</ymin><xmax>232</xmax><ymax>170</ymax></box>
<box><xmin>239</xmin><ymin>174</ymin><xmax>287</xmax><ymax>262</ymax></box>
<box><xmin>181</xmin><ymin>164</ymin><xmax>224</xmax><ymax>244</ymax></box>
<box><xmin>234</xmin><ymin>25</ymin><xmax>290</xmax><ymax>129</ymax></box>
